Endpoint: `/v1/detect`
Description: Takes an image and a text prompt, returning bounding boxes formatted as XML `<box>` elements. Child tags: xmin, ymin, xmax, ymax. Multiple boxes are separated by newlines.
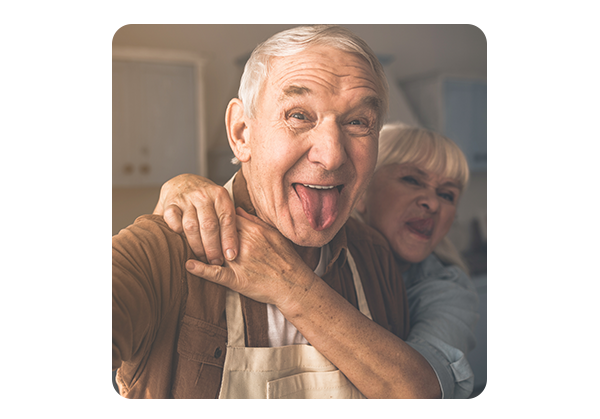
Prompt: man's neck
<box><xmin>293</xmin><ymin>244</ymin><xmax>321</xmax><ymax>271</ymax></box>
<box><xmin>234</xmin><ymin>168</ymin><xmax>322</xmax><ymax>272</ymax></box>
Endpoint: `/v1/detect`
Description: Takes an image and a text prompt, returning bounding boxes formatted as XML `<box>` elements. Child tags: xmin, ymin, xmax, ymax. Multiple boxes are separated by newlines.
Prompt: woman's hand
<box><xmin>153</xmin><ymin>174</ymin><xmax>239</xmax><ymax>265</ymax></box>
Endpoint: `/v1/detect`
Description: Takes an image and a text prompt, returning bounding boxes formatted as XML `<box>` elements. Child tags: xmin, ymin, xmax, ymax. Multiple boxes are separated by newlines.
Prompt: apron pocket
<box><xmin>172</xmin><ymin>315</ymin><xmax>227</xmax><ymax>398</ymax></box>
<box><xmin>267</xmin><ymin>370</ymin><xmax>366</xmax><ymax>399</ymax></box>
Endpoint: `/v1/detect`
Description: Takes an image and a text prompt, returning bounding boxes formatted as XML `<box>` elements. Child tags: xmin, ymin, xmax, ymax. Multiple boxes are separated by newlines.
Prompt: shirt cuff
<box><xmin>406</xmin><ymin>334</ymin><xmax>475</xmax><ymax>398</ymax></box>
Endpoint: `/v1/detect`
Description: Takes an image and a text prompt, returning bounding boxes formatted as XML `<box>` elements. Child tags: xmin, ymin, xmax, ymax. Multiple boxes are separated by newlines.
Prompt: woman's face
<box><xmin>358</xmin><ymin>162</ymin><xmax>461</xmax><ymax>265</ymax></box>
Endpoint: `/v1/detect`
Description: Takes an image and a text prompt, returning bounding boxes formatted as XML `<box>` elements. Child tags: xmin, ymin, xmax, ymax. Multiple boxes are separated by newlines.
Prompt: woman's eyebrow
<box><xmin>441</xmin><ymin>180</ymin><xmax>460</xmax><ymax>189</ymax></box>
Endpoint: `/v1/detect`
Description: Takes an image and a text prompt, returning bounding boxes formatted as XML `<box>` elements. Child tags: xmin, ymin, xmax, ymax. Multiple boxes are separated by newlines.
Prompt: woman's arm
<box><xmin>154</xmin><ymin>173</ymin><xmax>239</xmax><ymax>266</ymax></box>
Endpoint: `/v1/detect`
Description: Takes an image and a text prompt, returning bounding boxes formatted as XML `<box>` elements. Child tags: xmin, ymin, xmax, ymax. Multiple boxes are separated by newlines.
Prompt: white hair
<box><xmin>231</xmin><ymin>25</ymin><xmax>389</xmax><ymax>165</ymax></box>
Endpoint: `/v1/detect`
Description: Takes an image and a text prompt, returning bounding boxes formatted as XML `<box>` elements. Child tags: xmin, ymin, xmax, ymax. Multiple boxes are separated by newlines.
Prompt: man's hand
<box><xmin>185</xmin><ymin>208</ymin><xmax>316</xmax><ymax>310</ymax></box>
<box><xmin>153</xmin><ymin>174</ymin><xmax>239</xmax><ymax>266</ymax></box>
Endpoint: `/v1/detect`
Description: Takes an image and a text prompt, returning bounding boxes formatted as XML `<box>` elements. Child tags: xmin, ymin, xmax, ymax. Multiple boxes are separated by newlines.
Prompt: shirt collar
<box><xmin>232</xmin><ymin>168</ymin><xmax>256</xmax><ymax>216</ymax></box>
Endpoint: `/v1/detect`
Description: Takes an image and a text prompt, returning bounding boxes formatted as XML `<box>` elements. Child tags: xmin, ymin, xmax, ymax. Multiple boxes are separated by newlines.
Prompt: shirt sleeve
<box><xmin>112</xmin><ymin>215</ymin><xmax>187</xmax><ymax>371</ymax></box>
<box><xmin>404</xmin><ymin>256</ymin><xmax>480</xmax><ymax>398</ymax></box>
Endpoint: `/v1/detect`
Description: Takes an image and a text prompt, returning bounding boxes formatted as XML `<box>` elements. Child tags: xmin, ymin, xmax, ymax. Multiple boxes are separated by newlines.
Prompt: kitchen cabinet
<box><xmin>112</xmin><ymin>49</ymin><xmax>207</xmax><ymax>186</ymax></box>
<box><xmin>401</xmin><ymin>74</ymin><xmax>487</xmax><ymax>172</ymax></box>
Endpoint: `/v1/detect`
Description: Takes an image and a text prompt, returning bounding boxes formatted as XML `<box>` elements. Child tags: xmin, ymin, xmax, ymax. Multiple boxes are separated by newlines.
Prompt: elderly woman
<box><xmin>152</xmin><ymin>123</ymin><xmax>479</xmax><ymax>398</ymax></box>
<box><xmin>355</xmin><ymin>123</ymin><xmax>470</xmax><ymax>270</ymax></box>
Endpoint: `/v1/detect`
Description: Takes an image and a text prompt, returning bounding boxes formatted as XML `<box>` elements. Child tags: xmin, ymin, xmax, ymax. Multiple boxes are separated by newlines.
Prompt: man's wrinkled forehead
<box><xmin>271</xmin><ymin>48</ymin><xmax>380</xmax><ymax>87</ymax></box>
<box><xmin>251</xmin><ymin>47</ymin><xmax>387</xmax><ymax>121</ymax></box>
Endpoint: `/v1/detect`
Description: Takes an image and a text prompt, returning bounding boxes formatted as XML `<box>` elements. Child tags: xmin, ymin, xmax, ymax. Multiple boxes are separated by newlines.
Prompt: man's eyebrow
<box><xmin>360</xmin><ymin>95</ymin><xmax>383</xmax><ymax>116</ymax></box>
<box><xmin>279</xmin><ymin>85</ymin><xmax>312</xmax><ymax>101</ymax></box>
<box><xmin>278</xmin><ymin>86</ymin><xmax>383</xmax><ymax>117</ymax></box>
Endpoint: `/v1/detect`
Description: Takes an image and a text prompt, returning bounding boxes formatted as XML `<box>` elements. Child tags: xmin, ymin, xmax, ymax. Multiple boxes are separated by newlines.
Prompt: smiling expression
<box><xmin>232</xmin><ymin>46</ymin><xmax>384</xmax><ymax>248</ymax></box>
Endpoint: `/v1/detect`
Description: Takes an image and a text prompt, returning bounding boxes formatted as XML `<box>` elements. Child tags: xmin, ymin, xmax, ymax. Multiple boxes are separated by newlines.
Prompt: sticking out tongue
<box><xmin>406</xmin><ymin>218</ymin><xmax>434</xmax><ymax>237</ymax></box>
<box><xmin>294</xmin><ymin>184</ymin><xmax>340</xmax><ymax>231</ymax></box>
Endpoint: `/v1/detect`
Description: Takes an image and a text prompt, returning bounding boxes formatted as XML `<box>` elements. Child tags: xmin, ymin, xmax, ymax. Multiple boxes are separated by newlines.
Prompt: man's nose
<box><xmin>306</xmin><ymin>121</ymin><xmax>348</xmax><ymax>171</ymax></box>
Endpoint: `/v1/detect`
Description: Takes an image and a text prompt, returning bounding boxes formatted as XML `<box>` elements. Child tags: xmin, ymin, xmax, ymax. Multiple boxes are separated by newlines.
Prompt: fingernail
<box><xmin>225</xmin><ymin>249</ymin><xmax>236</xmax><ymax>260</ymax></box>
<box><xmin>210</xmin><ymin>258</ymin><xmax>224</xmax><ymax>266</ymax></box>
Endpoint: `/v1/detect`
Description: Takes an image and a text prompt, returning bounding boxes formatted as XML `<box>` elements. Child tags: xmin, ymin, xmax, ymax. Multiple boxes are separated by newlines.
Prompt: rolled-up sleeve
<box><xmin>404</xmin><ymin>256</ymin><xmax>480</xmax><ymax>398</ymax></box>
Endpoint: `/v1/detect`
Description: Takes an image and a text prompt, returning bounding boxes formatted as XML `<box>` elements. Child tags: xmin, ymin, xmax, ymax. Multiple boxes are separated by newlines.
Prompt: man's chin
<box><xmin>286</xmin><ymin>221</ymin><xmax>342</xmax><ymax>249</ymax></box>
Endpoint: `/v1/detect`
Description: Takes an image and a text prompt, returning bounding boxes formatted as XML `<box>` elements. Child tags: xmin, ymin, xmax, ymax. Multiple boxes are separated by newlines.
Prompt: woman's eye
<box><xmin>402</xmin><ymin>176</ymin><xmax>419</xmax><ymax>185</ymax></box>
<box><xmin>438</xmin><ymin>192</ymin><xmax>455</xmax><ymax>202</ymax></box>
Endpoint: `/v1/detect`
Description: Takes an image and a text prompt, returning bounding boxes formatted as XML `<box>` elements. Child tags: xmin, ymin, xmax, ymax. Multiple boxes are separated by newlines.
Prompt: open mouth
<box><xmin>296</xmin><ymin>183</ymin><xmax>344</xmax><ymax>192</ymax></box>
<box><xmin>405</xmin><ymin>218</ymin><xmax>434</xmax><ymax>239</ymax></box>
<box><xmin>293</xmin><ymin>183</ymin><xmax>345</xmax><ymax>231</ymax></box>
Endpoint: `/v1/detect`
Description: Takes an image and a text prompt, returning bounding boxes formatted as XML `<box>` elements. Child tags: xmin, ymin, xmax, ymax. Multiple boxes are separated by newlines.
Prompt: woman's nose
<box><xmin>417</xmin><ymin>190</ymin><xmax>440</xmax><ymax>213</ymax></box>
<box><xmin>307</xmin><ymin>121</ymin><xmax>347</xmax><ymax>171</ymax></box>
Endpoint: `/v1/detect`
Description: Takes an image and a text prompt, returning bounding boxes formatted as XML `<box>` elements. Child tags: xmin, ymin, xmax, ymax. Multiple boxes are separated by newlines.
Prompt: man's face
<box><xmin>241</xmin><ymin>46</ymin><xmax>383</xmax><ymax>247</ymax></box>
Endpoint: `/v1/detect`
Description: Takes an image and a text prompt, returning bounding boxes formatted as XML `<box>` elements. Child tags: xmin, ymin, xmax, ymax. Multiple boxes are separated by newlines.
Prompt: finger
<box><xmin>214</xmin><ymin>190</ymin><xmax>239</xmax><ymax>261</ymax></box>
<box><xmin>186</xmin><ymin>259</ymin><xmax>234</xmax><ymax>288</ymax></box>
<box><xmin>163</xmin><ymin>204</ymin><xmax>184</xmax><ymax>233</ymax></box>
<box><xmin>181</xmin><ymin>207</ymin><xmax>208</xmax><ymax>263</ymax></box>
<box><xmin>196</xmin><ymin>200</ymin><xmax>225</xmax><ymax>266</ymax></box>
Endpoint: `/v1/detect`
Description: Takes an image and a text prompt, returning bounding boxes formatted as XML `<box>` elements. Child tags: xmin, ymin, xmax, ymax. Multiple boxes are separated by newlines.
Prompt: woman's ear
<box><xmin>225</xmin><ymin>98</ymin><xmax>251</xmax><ymax>163</ymax></box>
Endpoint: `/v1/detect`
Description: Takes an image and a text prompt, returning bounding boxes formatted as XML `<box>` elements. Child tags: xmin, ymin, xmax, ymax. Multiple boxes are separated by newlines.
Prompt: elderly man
<box><xmin>113</xmin><ymin>25</ymin><xmax>439</xmax><ymax>399</ymax></box>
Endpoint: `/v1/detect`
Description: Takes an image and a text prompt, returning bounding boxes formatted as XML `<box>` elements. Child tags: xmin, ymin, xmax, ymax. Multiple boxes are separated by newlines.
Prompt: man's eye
<box><xmin>290</xmin><ymin>112</ymin><xmax>307</xmax><ymax>120</ymax></box>
<box><xmin>349</xmin><ymin>120</ymin><xmax>362</xmax><ymax>125</ymax></box>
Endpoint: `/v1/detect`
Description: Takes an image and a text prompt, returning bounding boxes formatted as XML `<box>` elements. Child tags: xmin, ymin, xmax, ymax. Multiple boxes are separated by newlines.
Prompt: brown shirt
<box><xmin>112</xmin><ymin>171</ymin><xmax>409</xmax><ymax>398</ymax></box>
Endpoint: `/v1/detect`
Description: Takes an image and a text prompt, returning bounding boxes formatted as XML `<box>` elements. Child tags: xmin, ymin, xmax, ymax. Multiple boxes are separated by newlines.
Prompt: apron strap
<box><xmin>346</xmin><ymin>251</ymin><xmax>373</xmax><ymax>321</ymax></box>
<box><xmin>223</xmin><ymin>175</ymin><xmax>247</xmax><ymax>346</ymax></box>
<box><xmin>225</xmin><ymin>289</ymin><xmax>246</xmax><ymax>347</ymax></box>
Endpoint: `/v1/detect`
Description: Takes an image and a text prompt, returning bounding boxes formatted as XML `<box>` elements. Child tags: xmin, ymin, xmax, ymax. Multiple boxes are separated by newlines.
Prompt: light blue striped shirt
<box><xmin>403</xmin><ymin>254</ymin><xmax>480</xmax><ymax>398</ymax></box>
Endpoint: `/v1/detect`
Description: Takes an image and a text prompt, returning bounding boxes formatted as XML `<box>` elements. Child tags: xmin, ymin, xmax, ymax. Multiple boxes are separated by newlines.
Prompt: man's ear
<box><xmin>225</xmin><ymin>98</ymin><xmax>251</xmax><ymax>163</ymax></box>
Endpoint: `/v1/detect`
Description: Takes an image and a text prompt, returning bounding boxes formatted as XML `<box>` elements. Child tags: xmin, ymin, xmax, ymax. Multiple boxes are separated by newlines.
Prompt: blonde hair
<box><xmin>376</xmin><ymin>122</ymin><xmax>469</xmax><ymax>191</ymax></box>
<box><xmin>358</xmin><ymin>122</ymin><xmax>471</xmax><ymax>273</ymax></box>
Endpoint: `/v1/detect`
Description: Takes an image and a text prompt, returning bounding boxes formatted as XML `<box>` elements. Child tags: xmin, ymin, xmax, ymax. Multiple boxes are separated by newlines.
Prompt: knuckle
<box><xmin>192</xmin><ymin>189</ymin><xmax>210</xmax><ymax>201</ymax></box>
<box><xmin>213</xmin><ymin>266</ymin><xmax>228</xmax><ymax>284</ymax></box>
<box><xmin>219</xmin><ymin>213</ymin><xmax>235</xmax><ymax>227</ymax></box>
<box><xmin>213</xmin><ymin>267</ymin><xmax>223</xmax><ymax>282</ymax></box>
<box><xmin>164</xmin><ymin>205</ymin><xmax>180</xmax><ymax>218</ymax></box>
<box><xmin>215</xmin><ymin>187</ymin><xmax>230</xmax><ymax>199</ymax></box>
<box><xmin>200</xmin><ymin>219</ymin><xmax>219</xmax><ymax>233</ymax></box>
<box><xmin>182</xmin><ymin>219</ymin><xmax>199</xmax><ymax>233</ymax></box>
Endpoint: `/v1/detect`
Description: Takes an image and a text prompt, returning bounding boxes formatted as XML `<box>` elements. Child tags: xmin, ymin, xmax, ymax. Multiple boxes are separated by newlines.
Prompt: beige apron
<box><xmin>217</xmin><ymin>175</ymin><xmax>372</xmax><ymax>399</ymax></box>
